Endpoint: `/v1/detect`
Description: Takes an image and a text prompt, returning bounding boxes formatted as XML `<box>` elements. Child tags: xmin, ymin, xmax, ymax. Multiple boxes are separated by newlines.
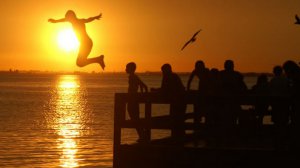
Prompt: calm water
<box><xmin>0</xmin><ymin>73</ymin><xmax>256</xmax><ymax>168</ymax></box>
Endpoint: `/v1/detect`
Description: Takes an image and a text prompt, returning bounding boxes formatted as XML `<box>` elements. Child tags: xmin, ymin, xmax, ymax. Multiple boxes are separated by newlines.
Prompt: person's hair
<box><xmin>65</xmin><ymin>10</ymin><xmax>76</xmax><ymax>20</ymax></box>
<box><xmin>126</xmin><ymin>62</ymin><xmax>136</xmax><ymax>73</ymax></box>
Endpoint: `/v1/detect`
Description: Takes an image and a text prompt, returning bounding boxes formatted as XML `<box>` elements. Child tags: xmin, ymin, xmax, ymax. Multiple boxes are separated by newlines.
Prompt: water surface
<box><xmin>0</xmin><ymin>73</ymin><xmax>257</xmax><ymax>167</ymax></box>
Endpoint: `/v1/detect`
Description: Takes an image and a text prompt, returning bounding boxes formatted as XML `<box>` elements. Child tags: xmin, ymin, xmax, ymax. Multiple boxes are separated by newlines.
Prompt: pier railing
<box><xmin>113</xmin><ymin>92</ymin><xmax>293</xmax><ymax>168</ymax></box>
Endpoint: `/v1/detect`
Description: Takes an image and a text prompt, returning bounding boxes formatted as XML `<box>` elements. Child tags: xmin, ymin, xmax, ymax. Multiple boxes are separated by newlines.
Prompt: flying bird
<box><xmin>181</xmin><ymin>29</ymin><xmax>202</xmax><ymax>51</ymax></box>
<box><xmin>295</xmin><ymin>14</ymin><xmax>300</xmax><ymax>25</ymax></box>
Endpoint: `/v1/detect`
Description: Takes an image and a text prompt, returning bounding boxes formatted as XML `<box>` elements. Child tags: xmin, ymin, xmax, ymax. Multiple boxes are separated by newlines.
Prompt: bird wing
<box><xmin>181</xmin><ymin>29</ymin><xmax>202</xmax><ymax>51</ymax></box>
<box><xmin>192</xmin><ymin>29</ymin><xmax>202</xmax><ymax>38</ymax></box>
<box><xmin>181</xmin><ymin>29</ymin><xmax>201</xmax><ymax>50</ymax></box>
<box><xmin>181</xmin><ymin>40</ymin><xmax>192</xmax><ymax>51</ymax></box>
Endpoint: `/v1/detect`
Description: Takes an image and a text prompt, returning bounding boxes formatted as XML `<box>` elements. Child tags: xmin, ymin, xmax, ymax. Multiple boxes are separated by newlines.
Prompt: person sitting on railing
<box><xmin>126</xmin><ymin>62</ymin><xmax>148</xmax><ymax>142</ymax></box>
<box><xmin>151</xmin><ymin>63</ymin><xmax>186</xmax><ymax>140</ymax></box>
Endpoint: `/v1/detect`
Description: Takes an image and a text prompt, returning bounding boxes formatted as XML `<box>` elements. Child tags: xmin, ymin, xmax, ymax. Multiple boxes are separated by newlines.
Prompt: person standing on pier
<box><xmin>219</xmin><ymin>60</ymin><xmax>247</xmax><ymax>141</ymax></box>
<box><xmin>251</xmin><ymin>74</ymin><xmax>269</xmax><ymax>127</ymax></box>
<box><xmin>152</xmin><ymin>64</ymin><xmax>186</xmax><ymax>140</ymax></box>
<box><xmin>269</xmin><ymin>66</ymin><xmax>290</xmax><ymax>127</ymax></box>
<box><xmin>126</xmin><ymin>62</ymin><xmax>148</xmax><ymax>142</ymax></box>
<box><xmin>187</xmin><ymin>60</ymin><xmax>211</xmax><ymax>125</ymax></box>
<box><xmin>282</xmin><ymin>60</ymin><xmax>300</xmax><ymax>150</ymax></box>
<box><xmin>269</xmin><ymin>65</ymin><xmax>290</xmax><ymax>148</ymax></box>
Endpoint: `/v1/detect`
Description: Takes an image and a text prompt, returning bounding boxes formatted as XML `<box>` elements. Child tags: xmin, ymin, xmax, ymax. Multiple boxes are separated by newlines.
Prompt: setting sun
<box><xmin>57</xmin><ymin>29</ymin><xmax>79</xmax><ymax>52</ymax></box>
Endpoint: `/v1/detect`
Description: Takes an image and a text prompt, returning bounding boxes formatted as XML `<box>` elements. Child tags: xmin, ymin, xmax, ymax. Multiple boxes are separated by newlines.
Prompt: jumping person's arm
<box><xmin>48</xmin><ymin>18</ymin><xmax>66</xmax><ymax>23</ymax></box>
<box><xmin>83</xmin><ymin>13</ymin><xmax>102</xmax><ymax>23</ymax></box>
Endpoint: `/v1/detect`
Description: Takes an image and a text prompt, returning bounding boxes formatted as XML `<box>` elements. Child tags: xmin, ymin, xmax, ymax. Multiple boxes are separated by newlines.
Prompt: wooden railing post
<box><xmin>113</xmin><ymin>93</ymin><xmax>126</xmax><ymax>168</ymax></box>
<box><xmin>145</xmin><ymin>102</ymin><xmax>152</xmax><ymax>141</ymax></box>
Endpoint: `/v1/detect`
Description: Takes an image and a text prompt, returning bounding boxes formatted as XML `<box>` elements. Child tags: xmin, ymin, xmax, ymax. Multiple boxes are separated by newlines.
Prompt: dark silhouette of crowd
<box><xmin>125</xmin><ymin>60</ymin><xmax>300</xmax><ymax>149</ymax></box>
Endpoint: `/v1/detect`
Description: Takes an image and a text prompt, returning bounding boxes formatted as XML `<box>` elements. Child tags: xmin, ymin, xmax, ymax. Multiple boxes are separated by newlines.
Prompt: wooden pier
<box><xmin>113</xmin><ymin>92</ymin><xmax>297</xmax><ymax>168</ymax></box>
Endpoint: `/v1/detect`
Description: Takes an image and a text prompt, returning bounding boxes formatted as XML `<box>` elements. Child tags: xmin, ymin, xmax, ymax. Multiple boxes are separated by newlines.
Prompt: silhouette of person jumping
<box><xmin>126</xmin><ymin>62</ymin><xmax>148</xmax><ymax>142</ymax></box>
<box><xmin>48</xmin><ymin>10</ymin><xmax>105</xmax><ymax>70</ymax></box>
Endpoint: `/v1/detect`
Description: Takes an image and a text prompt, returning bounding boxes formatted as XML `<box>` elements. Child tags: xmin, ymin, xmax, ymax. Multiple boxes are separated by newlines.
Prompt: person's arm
<box><xmin>83</xmin><ymin>13</ymin><xmax>102</xmax><ymax>23</ymax></box>
<box><xmin>140</xmin><ymin>82</ymin><xmax>148</xmax><ymax>93</ymax></box>
<box><xmin>48</xmin><ymin>18</ymin><xmax>66</xmax><ymax>23</ymax></box>
<box><xmin>238</xmin><ymin>73</ymin><xmax>248</xmax><ymax>94</ymax></box>
<box><xmin>137</xmin><ymin>77</ymin><xmax>148</xmax><ymax>93</ymax></box>
<box><xmin>186</xmin><ymin>71</ymin><xmax>195</xmax><ymax>91</ymax></box>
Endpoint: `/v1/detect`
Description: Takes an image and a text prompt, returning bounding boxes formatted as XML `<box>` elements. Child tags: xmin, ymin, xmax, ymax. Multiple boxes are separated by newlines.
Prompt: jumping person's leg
<box><xmin>76</xmin><ymin>42</ymin><xmax>105</xmax><ymax>70</ymax></box>
<box><xmin>77</xmin><ymin>55</ymin><xmax>105</xmax><ymax>70</ymax></box>
<box><xmin>96</xmin><ymin>55</ymin><xmax>105</xmax><ymax>70</ymax></box>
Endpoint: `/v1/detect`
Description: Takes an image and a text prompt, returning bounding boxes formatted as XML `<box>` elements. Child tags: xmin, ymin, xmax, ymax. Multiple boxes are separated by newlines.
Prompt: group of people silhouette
<box><xmin>126</xmin><ymin>59</ymin><xmax>300</xmax><ymax>148</ymax></box>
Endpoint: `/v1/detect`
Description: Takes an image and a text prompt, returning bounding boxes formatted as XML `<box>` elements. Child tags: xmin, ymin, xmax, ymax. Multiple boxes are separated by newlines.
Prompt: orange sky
<box><xmin>0</xmin><ymin>0</ymin><xmax>300</xmax><ymax>73</ymax></box>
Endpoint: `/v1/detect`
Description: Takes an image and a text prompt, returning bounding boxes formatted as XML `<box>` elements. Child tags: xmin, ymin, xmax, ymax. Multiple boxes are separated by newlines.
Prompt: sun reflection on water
<box><xmin>55</xmin><ymin>75</ymin><xmax>84</xmax><ymax>168</ymax></box>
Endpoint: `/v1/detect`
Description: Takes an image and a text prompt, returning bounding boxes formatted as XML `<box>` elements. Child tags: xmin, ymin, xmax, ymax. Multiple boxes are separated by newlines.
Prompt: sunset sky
<box><xmin>0</xmin><ymin>0</ymin><xmax>300</xmax><ymax>73</ymax></box>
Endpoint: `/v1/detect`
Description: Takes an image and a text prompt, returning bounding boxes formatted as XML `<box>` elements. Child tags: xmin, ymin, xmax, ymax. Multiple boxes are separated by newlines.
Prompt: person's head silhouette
<box><xmin>195</xmin><ymin>60</ymin><xmax>205</xmax><ymax>71</ymax></box>
<box><xmin>273</xmin><ymin>66</ymin><xmax>283</xmax><ymax>76</ymax></box>
<box><xmin>283</xmin><ymin>60</ymin><xmax>299</xmax><ymax>77</ymax></box>
<box><xmin>65</xmin><ymin>10</ymin><xmax>77</xmax><ymax>21</ymax></box>
<box><xmin>126</xmin><ymin>62</ymin><xmax>136</xmax><ymax>74</ymax></box>
<box><xmin>161</xmin><ymin>64</ymin><xmax>172</xmax><ymax>76</ymax></box>
<box><xmin>224</xmin><ymin>60</ymin><xmax>234</xmax><ymax>71</ymax></box>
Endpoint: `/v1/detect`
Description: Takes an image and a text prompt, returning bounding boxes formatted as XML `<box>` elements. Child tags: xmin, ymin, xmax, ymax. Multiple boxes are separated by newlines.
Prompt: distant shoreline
<box><xmin>0</xmin><ymin>70</ymin><xmax>271</xmax><ymax>76</ymax></box>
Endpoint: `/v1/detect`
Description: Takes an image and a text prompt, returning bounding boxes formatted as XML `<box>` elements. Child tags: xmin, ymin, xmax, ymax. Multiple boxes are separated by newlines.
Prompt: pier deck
<box><xmin>113</xmin><ymin>92</ymin><xmax>297</xmax><ymax>168</ymax></box>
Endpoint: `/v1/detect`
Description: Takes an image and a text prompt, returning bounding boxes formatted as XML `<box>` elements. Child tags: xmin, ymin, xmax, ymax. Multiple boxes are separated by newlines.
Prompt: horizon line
<box><xmin>0</xmin><ymin>69</ymin><xmax>271</xmax><ymax>75</ymax></box>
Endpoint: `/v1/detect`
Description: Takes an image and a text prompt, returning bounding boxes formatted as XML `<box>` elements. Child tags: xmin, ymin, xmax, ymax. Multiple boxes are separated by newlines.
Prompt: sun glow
<box><xmin>57</xmin><ymin>29</ymin><xmax>80</xmax><ymax>52</ymax></box>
